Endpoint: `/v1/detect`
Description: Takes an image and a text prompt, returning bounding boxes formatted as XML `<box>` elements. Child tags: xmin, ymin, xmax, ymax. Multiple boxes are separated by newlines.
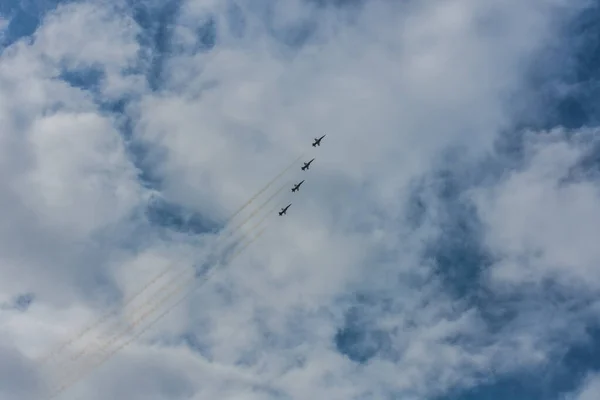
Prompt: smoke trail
<box><xmin>224</xmin><ymin>153</ymin><xmax>304</xmax><ymax>224</ymax></box>
<box><xmin>48</xmin><ymin>226</ymin><xmax>269</xmax><ymax>399</ymax></box>
<box><xmin>38</xmin><ymin>154</ymin><xmax>301</xmax><ymax>369</ymax></box>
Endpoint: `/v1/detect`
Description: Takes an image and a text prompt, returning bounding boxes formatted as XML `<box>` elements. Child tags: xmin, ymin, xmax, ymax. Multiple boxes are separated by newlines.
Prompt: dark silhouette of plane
<box><xmin>301</xmin><ymin>158</ymin><xmax>315</xmax><ymax>171</ymax></box>
<box><xmin>279</xmin><ymin>204</ymin><xmax>291</xmax><ymax>216</ymax></box>
<box><xmin>291</xmin><ymin>180</ymin><xmax>305</xmax><ymax>192</ymax></box>
<box><xmin>312</xmin><ymin>134</ymin><xmax>326</xmax><ymax>147</ymax></box>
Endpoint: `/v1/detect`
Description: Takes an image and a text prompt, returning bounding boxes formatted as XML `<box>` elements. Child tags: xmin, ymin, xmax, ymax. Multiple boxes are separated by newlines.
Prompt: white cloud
<box><xmin>0</xmin><ymin>0</ymin><xmax>593</xmax><ymax>399</ymax></box>
<box><xmin>473</xmin><ymin>128</ymin><xmax>600</xmax><ymax>291</ymax></box>
<box><xmin>0</xmin><ymin>1</ymin><xmax>147</xmax><ymax>371</ymax></box>
<box><xmin>566</xmin><ymin>373</ymin><xmax>600</xmax><ymax>400</ymax></box>
<box><xmin>32</xmin><ymin>3</ymin><xmax>147</xmax><ymax>99</ymax></box>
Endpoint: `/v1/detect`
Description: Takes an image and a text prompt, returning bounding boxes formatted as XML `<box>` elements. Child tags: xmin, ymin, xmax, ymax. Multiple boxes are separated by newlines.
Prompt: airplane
<box><xmin>279</xmin><ymin>204</ymin><xmax>291</xmax><ymax>216</ymax></box>
<box><xmin>312</xmin><ymin>134</ymin><xmax>326</xmax><ymax>147</ymax></box>
<box><xmin>291</xmin><ymin>180</ymin><xmax>305</xmax><ymax>192</ymax></box>
<box><xmin>301</xmin><ymin>158</ymin><xmax>315</xmax><ymax>171</ymax></box>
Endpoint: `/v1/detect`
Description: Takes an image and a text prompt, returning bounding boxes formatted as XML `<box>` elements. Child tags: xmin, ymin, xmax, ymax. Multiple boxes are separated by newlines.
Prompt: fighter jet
<box><xmin>291</xmin><ymin>180</ymin><xmax>305</xmax><ymax>192</ymax></box>
<box><xmin>301</xmin><ymin>158</ymin><xmax>315</xmax><ymax>171</ymax></box>
<box><xmin>279</xmin><ymin>204</ymin><xmax>291</xmax><ymax>216</ymax></box>
<box><xmin>312</xmin><ymin>134</ymin><xmax>326</xmax><ymax>147</ymax></box>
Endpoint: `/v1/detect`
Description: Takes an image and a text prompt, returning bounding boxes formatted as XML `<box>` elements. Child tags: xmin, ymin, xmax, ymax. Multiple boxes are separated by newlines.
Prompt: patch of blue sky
<box><xmin>222</xmin><ymin>1</ymin><xmax>323</xmax><ymax>53</ymax></box>
<box><xmin>335</xmin><ymin>299</ymin><xmax>390</xmax><ymax>363</ymax></box>
<box><xmin>421</xmin><ymin>168</ymin><xmax>492</xmax><ymax>300</ymax></box>
<box><xmin>436</xmin><ymin>375</ymin><xmax>550</xmax><ymax>400</ymax></box>
<box><xmin>225</xmin><ymin>2</ymin><xmax>246</xmax><ymax>39</ymax></box>
<box><xmin>0</xmin><ymin>0</ymin><xmax>70</xmax><ymax>48</ymax></box>
<box><xmin>58</xmin><ymin>66</ymin><xmax>104</xmax><ymax>92</ymax></box>
<box><xmin>180</xmin><ymin>332</ymin><xmax>211</xmax><ymax>357</ymax></box>
<box><xmin>146</xmin><ymin>195</ymin><xmax>220</xmax><ymax>235</ymax></box>
<box><xmin>262</xmin><ymin>7</ymin><xmax>317</xmax><ymax>50</ymax></box>
<box><xmin>194</xmin><ymin>15</ymin><xmax>217</xmax><ymax>52</ymax></box>
<box><xmin>524</xmin><ymin>0</ymin><xmax>600</xmax><ymax>130</ymax></box>
<box><xmin>1</xmin><ymin>293</ymin><xmax>35</xmax><ymax>311</ymax></box>
<box><xmin>128</xmin><ymin>0</ymin><xmax>184</xmax><ymax>91</ymax></box>
<box><xmin>105</xmin><ymin>101</ymin><xmax>167</xmax><ymax>192</ymax></box>
<box><xmin>568</xmin><ymin>141</ymin><xmax>600</xmax><ymax>182</ymax></box>
<box><xmin>125</xmin><ymin>0</ymin><xmax>216</xmax><ymax>90</ymax></box>
<box><xmin>437</xmin><ymin>326</ymin><xmax>600</xmax><ymax>400</ymax></box>
<box><xmin>553</xmin><ymin>2</ymin><xmax>600</xmax><ymax>128</ymax></box>
<box><xmin>12</xmin><ymin>293</ymin><xmax>34</xmax><ymax>311</ymax></box>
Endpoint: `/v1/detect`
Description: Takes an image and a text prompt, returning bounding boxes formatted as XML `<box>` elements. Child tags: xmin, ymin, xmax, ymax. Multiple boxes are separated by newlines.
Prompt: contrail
<box><xmin>38</xmin><ymin>153</ymin><xmax>302</xmax><ymax>369</ymax></box>
<box><xmin>37</xmin><ymin>261</ymin><xmax>178</xmax><ymax>365</ymax></box>
<box><xmin>47</xmin><ymin>181</ymin><xmax>285</xmax><ymax>392</ymax></box>
<box><xmin>47</xmin><ymin>226</ymin><xmax>269</xmax><ymax>399</ymax></box>
<box><xmin>213</xmin><ymin>181</ymin><xmax>288</xmax><ymax>252</ymax></box>
<box><xmin>224</xmin><ymin>153</ymin><xmax>304</xmax><ymax>224</ymax></box>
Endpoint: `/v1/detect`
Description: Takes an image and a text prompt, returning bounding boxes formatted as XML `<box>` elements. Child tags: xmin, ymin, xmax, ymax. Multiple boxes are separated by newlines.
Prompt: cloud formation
<box><xmin>474</xmin><ymin>128</ymin><xmax>600</xmax><ymax>290</ymax></box>
<box><xmin>570</xmin><ymin>373</ymin><xmax>600</xmax><ymax>400</ymax></box>
<box><xmin>0</xmin><ymin>0</ymin><xmax>598</xmax><ymax>399</ymax></box>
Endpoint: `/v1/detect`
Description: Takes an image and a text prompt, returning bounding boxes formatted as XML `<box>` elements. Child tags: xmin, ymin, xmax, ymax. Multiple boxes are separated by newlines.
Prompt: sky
<box><xmin>1</xmin><ymin>0</ymin><xmax>600</xmax><ymax>399</ymax></box>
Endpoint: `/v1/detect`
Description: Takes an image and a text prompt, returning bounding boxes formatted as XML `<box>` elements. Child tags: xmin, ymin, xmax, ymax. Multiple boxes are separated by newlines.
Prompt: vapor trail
<box><xmin>47</xmin><ymin>179</ymin><xmax>285</xmax><ymax>393</ymax></box>
<box><xmin>38</xmin><ymin>153</ymin><xmax>302</xmax><ymax>370</ymax></box>
<box><xmin>224</xmin><ymin>153</ymin><xmax>304</xmax><ymax>224</ymax></box>
<box><xmin>47</xmin><ymin>225</ymin><xmax>269</xmax><ymax>399</ymax></box>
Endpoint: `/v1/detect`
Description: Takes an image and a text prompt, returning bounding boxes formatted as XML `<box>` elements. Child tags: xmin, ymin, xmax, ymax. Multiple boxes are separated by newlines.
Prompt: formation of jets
<box><xmin>279</xmin><ymin>135</ymin><xmax>326</xmax><ymax>216</ymax></box>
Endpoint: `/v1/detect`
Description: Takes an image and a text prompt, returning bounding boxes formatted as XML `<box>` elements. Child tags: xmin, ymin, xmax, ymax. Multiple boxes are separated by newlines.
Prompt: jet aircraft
<box><xmin>279</xmin><ymin>204</ymin><xmax>291</xmax><ymax>216</ymax></box>
<box><xmin>301</xmin><ymin>158</ymin><xmax>315</xmax><ymax>171</ymax></box>
<box><xmin>312</xmin><ymin>134</ymin><xmax>326</xmax><ymax>147</ymax></box>
<box><xmin>291</xmin><ymin>180</ymin><xmax>305</xmax><ymax>192</ymax></box>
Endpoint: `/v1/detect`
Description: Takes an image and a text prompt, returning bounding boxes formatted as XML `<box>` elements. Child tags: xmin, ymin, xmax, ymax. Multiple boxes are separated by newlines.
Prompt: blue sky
<box><xmin>1</xmin><ymin>0</ymin><xmax>600</xmax><ymax>399</ymax></box>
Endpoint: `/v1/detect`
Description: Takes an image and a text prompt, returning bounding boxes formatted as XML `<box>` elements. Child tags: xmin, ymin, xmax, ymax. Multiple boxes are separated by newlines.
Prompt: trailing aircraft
<box><xmin>312</xmin><ymin>134</ymin><xmax>326</xmax><ymax>147</ymax></box>
<box><xmin>291</xmin><ymin>180</ymin><xmax>305</xmax><ymax>192</ymax></box>
<box><xmin>301</xmin><ymin>158</ymin><xmax>315</xmax><ymax>171</ymax></box>
<box><xmin>279</xmin><ymin>204</ymin><xmax>291</xmax><ymax>216</ymax></box>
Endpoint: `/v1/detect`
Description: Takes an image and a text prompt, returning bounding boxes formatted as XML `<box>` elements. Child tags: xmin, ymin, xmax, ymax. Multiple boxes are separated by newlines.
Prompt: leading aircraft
<box><xmin>301</xmin><ymin>158</ymin><xmax>315</xmax><ymax>171</ymax></box>
<box><xmin>312</xmin><ymin>134</ymin><xmax>326</xmax><ymax>147</ymax></box>
<box><xmin>291</xmin><ymin>180</ymin><xmax>305</xmax><ymax>192</ymax></box>
<box><xmin>279</xmin><ymin>204</ymin><xmax>291</xmax><ymax>216</ymax></box>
